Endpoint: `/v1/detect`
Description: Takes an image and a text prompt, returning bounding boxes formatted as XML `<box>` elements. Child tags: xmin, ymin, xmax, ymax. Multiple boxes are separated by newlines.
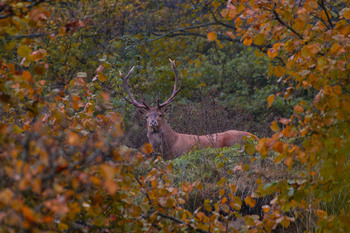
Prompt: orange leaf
<box><xmin>141</xmin><ymin>143</ymin><xmax>153</xmax><ymax>154</ymax></box>
<box><xmin>284</xmin><ymin>157</ymin><xmax>293</xmax><ymax>169</ymax></box>
<box><xmin>207</xmin><ymin>32</ymin><xmax>217</xmax><ymax>41</ymax></box>
<box><xmin>294</xmin><ymin>105</ymin><xmax>304</xmax><ymax>114</ymax></box>
<box><xmin>267</xmin><ymin>95</ymin><xmax>275</xmax><ymax>108</ymax></box>
<box><xmin>244</xmin><ymin>196</ymin><xmax>256</xmax><ymax>208</ymax></box>
<box><xmin>343</xmin><ymin>8</ymin><xmax>350</xmax><ymax>19</ymax></box>
<box><xmin>243</xmin><ymin>37</ymin><xmax>253</xmax><ymax>46</ymax></box>
<box><xmin>222</xmin><ymin>197</ymin><xmax>228</xmax><ymax>204</ymax></box>
<box><xmin>262</xmin><ymin>205</ymin><xmax>270</xmax><ymax>213</ymax></box>
<box><xmin>100</xmin><ymin>164</ymin><xmax>115</xmax><ymax>181</ymax></box>
<box><xmin>22</xmin><ymin>71</ymin><xmax>32</xmax><ymax>82</ymax></box>
<box><xmin>230</xmin><ymin>184</ymin><xmax>236</xmax><ymax>193</ymax></box>
<box><xmin>274</xmin><ymin>66</ymin><xmax>286</xmax><ymax>77</ymax></box>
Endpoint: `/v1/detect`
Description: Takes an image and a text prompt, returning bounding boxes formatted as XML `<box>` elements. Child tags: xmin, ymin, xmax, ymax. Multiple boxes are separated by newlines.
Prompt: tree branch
<box><xmin>149</xmin><ymin>23</ymin><xmax>217</xmax><ymax>42</ymax></box>
<box><xmin>272</xmin><ymin>10</ymin><xmax>303</xmax><ymax>40</ymax></box>
<box><xmin>208</xmin><ymin>9</ymin><xmax>235</xmax><ymax>29</ymax></box>
<box><xmin>318</xmin><ymin>0</ymin><xmax>334</xmax><ymax>29</ymax></box>
<box><xmin>5</xmin><ymin>33</ymin><xmax>54</xmax><ymax>40</ymax></box>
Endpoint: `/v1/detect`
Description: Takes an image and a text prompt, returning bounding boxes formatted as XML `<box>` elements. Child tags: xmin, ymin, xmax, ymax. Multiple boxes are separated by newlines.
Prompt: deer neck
<box><xmin>147</xmin><ymin>120</ymin><xmax>178</xmax><ymax>153</ymax></box>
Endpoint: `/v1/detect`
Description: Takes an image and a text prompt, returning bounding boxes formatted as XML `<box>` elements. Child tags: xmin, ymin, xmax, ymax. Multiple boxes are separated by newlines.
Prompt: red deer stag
<box><xmin>120</xmin><ymin>59</ymin><xmax>257</xmax><ymax>160</ymax></box>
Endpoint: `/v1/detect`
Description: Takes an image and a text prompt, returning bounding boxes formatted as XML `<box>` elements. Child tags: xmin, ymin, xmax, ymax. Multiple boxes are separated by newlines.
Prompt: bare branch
<box><xmin>149</xmin><ymin>22</ymin><xmax>217</xmax><ymax>42</ymax></box>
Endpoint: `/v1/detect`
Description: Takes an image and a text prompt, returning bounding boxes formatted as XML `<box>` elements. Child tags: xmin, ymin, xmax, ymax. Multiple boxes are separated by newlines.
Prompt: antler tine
<box><xmin>158</xmin><ymin>59</ymin><xmax>183</xmax><ymax>108</ymax></box>
<box><xmin>120</xmin><ymin>66</ymin><xmax>149</xmax><ymax>109</ymax></box>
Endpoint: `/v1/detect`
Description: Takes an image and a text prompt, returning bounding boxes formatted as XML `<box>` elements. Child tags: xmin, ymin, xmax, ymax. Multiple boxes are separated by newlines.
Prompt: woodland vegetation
<box><xmin>0</xmin><ymin>0</ymin><xmax>349</xmax><ymax>232</ymax></box>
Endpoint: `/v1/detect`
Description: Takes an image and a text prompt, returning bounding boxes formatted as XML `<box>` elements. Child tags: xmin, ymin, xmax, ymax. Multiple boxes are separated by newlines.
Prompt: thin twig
<box><xmin>272</xmin><ymin>10</ymin><xmax>303</xmax><ymax>39</ymax></box>
<box><xmin>318</xmin><ymin>0</ymin><xmax>333</xmax><ymax>29</ymax></box>
<box><xmin>149</xmin><ymin>23</ymin><xmax>217</xmax><ymax>42</ymax></box>
<box><xmin>4</xmin><ymin>33</ymin><xmax>54</xmax><ymax>40</ymax></box>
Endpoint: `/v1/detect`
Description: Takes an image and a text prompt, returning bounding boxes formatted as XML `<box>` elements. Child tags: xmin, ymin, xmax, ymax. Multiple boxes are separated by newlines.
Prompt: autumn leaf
<box><xmin>270</xmin><ymin>121</ymin><xmax>280</xmax><ymax>132</ymax></box>
<box><xmin>141</xmin><ymin>143</ymin><xmax>153</xmax><ymax>154</ymax></box>
<box><xmin>267</xmin><ymin>94</ymin><xmax>274</xmax><ymax>108</ymax></box>
<box><xmin>207</xmin><ymin>32</ymin><xmax>217</xmax><ymax>41</ymax></box>
<box><xmin>343</xmin><ymin>8</ymin><xmax>350</xmax><ymax>19</ymax></box>
<box><xmin>243</xmin><ymin>37</ymin><xmax>253</xmax><ymax>46</ymax></box>
<box><xmin>18</xmin><ymin>45</ymin><xmax>32</xmax><ymax>58</ymax></box>
<box><xmin>253</xmin><ymin>33</ymin><xmax>265</xmax><ymax>46</ymax></box>
<box><xmin>294</xmin><ymin>105</ymin><xmax>304</xmax><ymax>114</ymax></box>
<box><xmin>244</xmin><ymin>196</ymin><xmax>256</xmax><ymax>208</ymax></box>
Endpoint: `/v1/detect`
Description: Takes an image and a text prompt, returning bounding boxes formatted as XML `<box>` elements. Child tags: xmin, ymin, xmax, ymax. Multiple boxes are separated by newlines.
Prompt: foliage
<box><xmin>214</xmin><ymin>0</ymin><xmax>350</xmax><ymax>232</ymax></box>
<box><xmin>1</xmin><ymin>0</ymin><xmax>349</xmax><ymax>232</ymax></box>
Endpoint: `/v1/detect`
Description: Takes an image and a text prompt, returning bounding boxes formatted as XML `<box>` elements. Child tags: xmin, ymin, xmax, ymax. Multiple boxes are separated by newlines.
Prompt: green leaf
<box><xmin>17</xmin><ymin>45</ymin><xmax>32</xmax><ymax>57</ymax></box>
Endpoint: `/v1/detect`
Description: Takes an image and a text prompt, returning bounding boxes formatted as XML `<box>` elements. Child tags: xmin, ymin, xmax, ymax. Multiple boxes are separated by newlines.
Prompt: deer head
<box><xmin>120</xmin><ymin>59</ymin><xmax>183</xmax><ymax>130</ymax></box>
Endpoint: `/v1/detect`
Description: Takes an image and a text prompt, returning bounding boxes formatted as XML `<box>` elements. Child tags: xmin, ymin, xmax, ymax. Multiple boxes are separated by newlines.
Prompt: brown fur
<box><xmin>145</xmin><ymin>108</ymin><xmax>257</xmax><ymax>160</ymax></box>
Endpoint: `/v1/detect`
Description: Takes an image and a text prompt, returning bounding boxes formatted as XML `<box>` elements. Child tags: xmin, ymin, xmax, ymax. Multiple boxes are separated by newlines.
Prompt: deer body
<box><xmin>145</xmin><ymin>109</ymin><xmax>256</xmax><ymax>159</ymax></box>
<box><xmin>120</xmin><ymin>59</ymin><xmax>257</xmax><ymax>159</ymax></box>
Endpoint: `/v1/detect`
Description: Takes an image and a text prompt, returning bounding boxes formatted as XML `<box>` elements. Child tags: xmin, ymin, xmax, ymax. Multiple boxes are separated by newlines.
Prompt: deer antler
<box><xmin>120</xmin><ymin>66</ymin><xmax>149</xmax><ymax>109</ymax></box>
<box><xmin>157</xmin><ymin>59</ymin><xmax>183</xmax><ymax>108</ymax></box>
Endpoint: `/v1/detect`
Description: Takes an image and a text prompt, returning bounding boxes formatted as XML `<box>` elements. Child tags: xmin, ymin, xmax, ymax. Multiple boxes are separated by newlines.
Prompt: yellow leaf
<box><xmin>281</xmin><ymin>216</ymin><xmax>290</xmax><ymax>228</ymax></box>
<box><xmin>270</xmin><ymin>121</ymin><xmax>280</xmax><ymax>132</ymax></box>
<box><xmin>294</xmin><ymin>18</ymin><xmax>306</xmax><ymax>31</ymax></box>
<box><xmin>98</xmin><ymin>73</ymin><xmax>108</xmax><ymax>82</ymax></box>
<box><xmin>18</xmin><ymin>45</ymin><xmax>32</xmax><ymax>58</ymax></box>
<box><xmin>141</xmin><ymin>143</ymin><xmax>153</xmax><ymax>154</ymax></box>
<box><xmin>253</xmin><ymin>33</ymin><xmax>265</xmax><ymax>46</ymax></box>
<box><xmin>58</xmin><ymin>222</ymin><xmax>69</xmax><ymax>230</ymax></box>
<box><xmin>207</xmin><ymin>32</ymin><xmax>217</xmax><ymax>41</ymax></box>
<box><xmin>274</xmin><ymin>66</ymin><xmax>286</xmax><ymax>77</ymax></box>
<box><xmin>230</xmin><ymin>184</ymin><xmax>236</xmax><ymax>193</ymax></box>
<box><xmin>267</xmin><ymin>95</ymin><xmax>275</xmax><ymax>108</ymax></box>
<box><xmin>204</xmin><ymin>202</ymin><xmax>212</xmax><ymax>211</ymax></box>
<box><xmin>244</xmin><ymin>196</ymin><xmax>256</xmax><ymax>208</ymax></box>
<box><xmin>343</xmin><ymin>8</ymin><xmax>350</xmax><ymax>19</ymax></box>
<box><xmin>219</xmin><ymin>189</ymin><xmax>225</xmax><ymax>197</ymax></box>
<box><xmin>244</xmin><ymin>142</ymin><xmax>255</xmax><ymax>155</ymax></box>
